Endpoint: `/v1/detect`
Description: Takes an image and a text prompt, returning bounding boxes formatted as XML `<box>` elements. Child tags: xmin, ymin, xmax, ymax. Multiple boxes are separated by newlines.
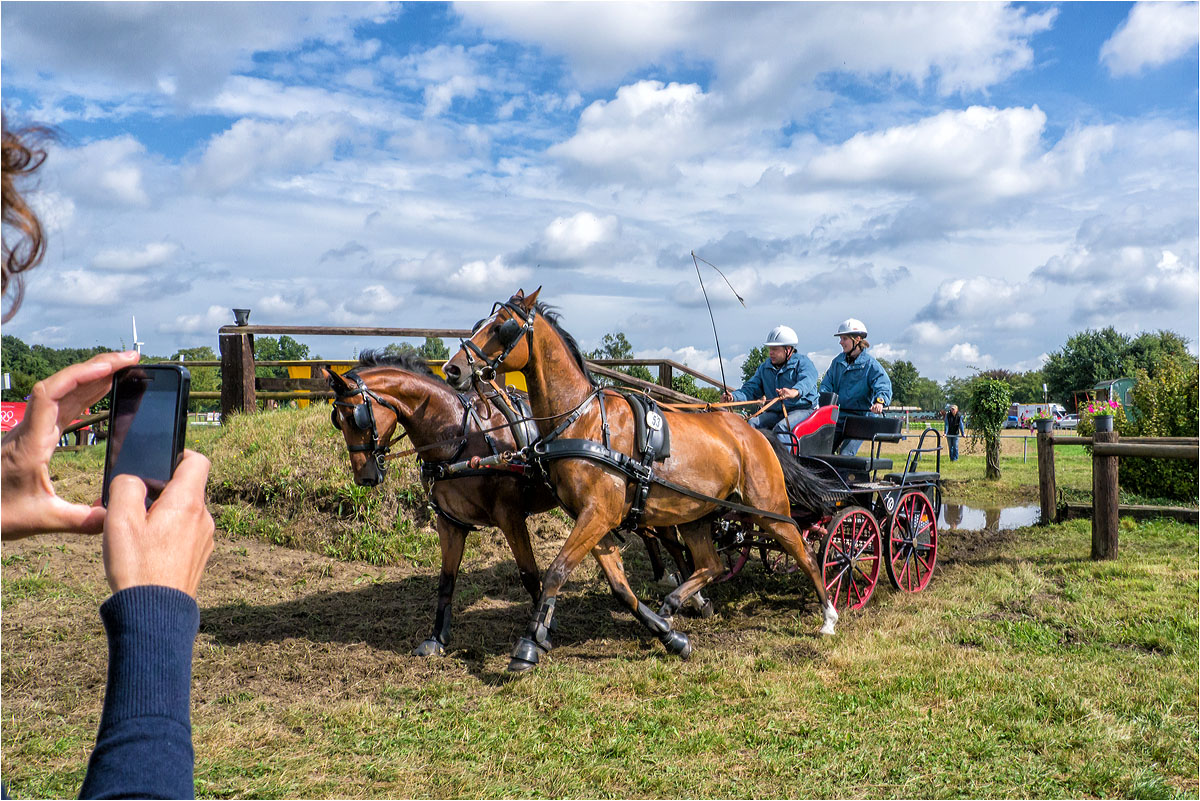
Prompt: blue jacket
<box><xmin>820</xmin><ymin>350</ymin><xmax>892</xmax><ymax>412</ymax></box>
<box><xmin>732</xmin><ymin>351</ymin><xmax>819</xmax><ymax>412</ymax></box>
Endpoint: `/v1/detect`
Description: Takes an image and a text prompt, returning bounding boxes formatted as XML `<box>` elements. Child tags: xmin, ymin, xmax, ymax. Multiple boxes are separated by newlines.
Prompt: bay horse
<box><xmin>443</xmin><ymin>288</ymin><xmax>841</xmax><ymax>672</ymax></box>
<box><xmin>325</xmin><ymin>350</ymin><xmax>696</xmax><ymax>658</ymax></box>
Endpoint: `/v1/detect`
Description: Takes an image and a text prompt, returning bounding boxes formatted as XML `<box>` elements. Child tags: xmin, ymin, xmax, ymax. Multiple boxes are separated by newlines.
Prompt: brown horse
<box><xmin>325</xmin><ymin>350</ymin><xmax>696</xmax><ymax>658</ymax></box>
<box><xmin>444</xmin><ymin>288</ymin><xmax>840</xmax><ymax>672</ymax></box>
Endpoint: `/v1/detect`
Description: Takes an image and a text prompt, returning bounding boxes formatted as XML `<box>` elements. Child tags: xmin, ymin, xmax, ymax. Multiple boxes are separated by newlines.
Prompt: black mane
<box><xmin>532</xmin><ymin>301</ymin><xmax>595</xmax><ymax>387</ymax></box>
<box><xmin>351</xmin><ymin>348</ymin><xmax>443</xmax><ymax>381</ymax></box>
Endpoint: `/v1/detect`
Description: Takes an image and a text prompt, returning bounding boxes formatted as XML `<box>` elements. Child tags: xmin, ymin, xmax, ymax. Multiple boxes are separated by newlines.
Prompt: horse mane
<box><xmin>532</xmin><ymin>300</ymin><xmax>596</xmax><ymax>387</ymax></box>
<box><xmin>351</xmin><ymin>348</ymin><xmax>443</xmax><ymax>382</ymax></box>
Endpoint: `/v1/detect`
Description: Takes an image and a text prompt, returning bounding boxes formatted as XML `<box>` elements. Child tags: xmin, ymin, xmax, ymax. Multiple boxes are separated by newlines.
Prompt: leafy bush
<box><xmin>968</xmin><ymin>378</ymin><xmax>1012</xmax><ymax>479</ymax></box>
<box><xmin>1112</xmin><ymin>362</ymin><xmax>1196</xmax><ymax>502</ymax></box>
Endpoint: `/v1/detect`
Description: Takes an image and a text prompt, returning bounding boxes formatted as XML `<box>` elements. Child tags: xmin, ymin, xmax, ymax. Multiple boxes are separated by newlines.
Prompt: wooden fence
<box><xmin>1036</xmin><ymin>423</ymin><xmax>1198</xmax><ymax>560</ymax></box>
<box><xmin>204</xmin><ymin>323</ymin><xmax>730</xmax><ymax>419</ymax></box>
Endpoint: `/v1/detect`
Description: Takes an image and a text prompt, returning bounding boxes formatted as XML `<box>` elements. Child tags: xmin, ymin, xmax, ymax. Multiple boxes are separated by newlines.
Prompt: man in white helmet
<box><xmin>820</xmin><ymin>318</ymin><xmax>892</xmax><ymax>455</ymax></box>
<box><xmin>720</xmin><ymin>325</ymin><xmax>819</xmax><ymax>443</ymax></box>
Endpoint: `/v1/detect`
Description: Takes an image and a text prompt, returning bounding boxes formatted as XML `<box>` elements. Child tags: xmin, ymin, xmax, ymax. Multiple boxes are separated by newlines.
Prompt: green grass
<box><xmin>5</xmin><ymin>406</ymin><xmax>1196</xmax><ymax>798</ymax></box>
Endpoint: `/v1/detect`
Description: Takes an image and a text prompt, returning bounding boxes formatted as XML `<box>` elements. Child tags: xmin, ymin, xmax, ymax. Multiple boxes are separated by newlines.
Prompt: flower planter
<box><xmin>1035</xmin><ymin>418</ymin><xmax>1054</xmax><ymax>434</ymax></box>
<box><xmin>1093</xmin><ymin>414</ymin><xmax>1114</xmax><ymax>433</ymax></box>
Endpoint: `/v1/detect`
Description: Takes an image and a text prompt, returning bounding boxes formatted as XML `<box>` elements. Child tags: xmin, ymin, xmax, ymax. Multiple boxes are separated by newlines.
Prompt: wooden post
<box><xmin>658</xmin><ymin>362</ymin><xmax>673</xmax><ymax>390</ymax></box>
<box><xmin>219</xmin><ymin>332</ymin><xmax>256</xmax><ymax>422</ymax></box>
<box><xmin>1092</xmin><ymin>428</ymin><xmax>1120</xmax><ymax>560</ymax></box>
<box><xmin>1036</xmin><ymin>424</ymin><xmax>1056</xmax><ymax>524</ymax></box>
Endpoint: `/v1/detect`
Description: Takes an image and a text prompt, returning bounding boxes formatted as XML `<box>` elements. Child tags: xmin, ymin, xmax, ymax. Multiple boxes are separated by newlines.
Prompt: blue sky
<box><xmin>2</xmin><ymin>1</ymin><xmax>1197</xmax><ymax>383</ymax></box>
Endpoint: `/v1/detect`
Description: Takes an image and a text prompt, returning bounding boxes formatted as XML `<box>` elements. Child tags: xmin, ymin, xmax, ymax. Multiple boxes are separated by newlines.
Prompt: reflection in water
<box><xmin>939</xmin><ymin>504</ymin><xmax>1041</xmax><ymax>531</ymax></box>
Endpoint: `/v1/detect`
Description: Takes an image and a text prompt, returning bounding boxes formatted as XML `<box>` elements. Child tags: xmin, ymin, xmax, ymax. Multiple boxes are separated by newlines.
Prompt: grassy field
<box><xmin>2</xmin><ymin>405</ymin><xmax>1196</xmax><ymax>798</ymax></box>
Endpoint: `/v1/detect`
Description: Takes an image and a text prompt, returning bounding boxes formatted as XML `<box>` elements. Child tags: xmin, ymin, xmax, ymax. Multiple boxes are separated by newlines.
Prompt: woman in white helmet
<box><xmin>820</xmin><ymin>318</ymin><xmax>892</xmax><ymax>455</ymax></box>
<box><xmin>720</xmin><ymin>324</ymin><xmax>819</xmax><ymax>443</ymax></box>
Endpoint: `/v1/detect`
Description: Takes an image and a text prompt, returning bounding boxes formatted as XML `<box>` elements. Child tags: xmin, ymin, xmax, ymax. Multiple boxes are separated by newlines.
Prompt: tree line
<box><xmin>3</xmin><ymin>327</ymin><xmax>1193</xmax><ymax>414</ymax></box>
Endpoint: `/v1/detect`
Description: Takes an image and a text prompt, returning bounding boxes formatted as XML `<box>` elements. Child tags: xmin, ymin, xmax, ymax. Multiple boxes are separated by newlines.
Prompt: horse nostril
<box><xmin>444</xmin><ymin>363</ymin><xmax>459</xmax><ymax>379</ymax></box>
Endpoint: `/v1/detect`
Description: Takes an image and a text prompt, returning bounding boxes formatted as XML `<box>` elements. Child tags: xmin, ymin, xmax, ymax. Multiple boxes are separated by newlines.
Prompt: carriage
<box><xmin>711</xmin><ymin>393</ymin><xmax>943</xmax><ymax>612</ymax></box>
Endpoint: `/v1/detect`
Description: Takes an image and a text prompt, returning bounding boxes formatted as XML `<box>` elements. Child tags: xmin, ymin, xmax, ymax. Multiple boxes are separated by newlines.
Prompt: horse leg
<box><xmin>414</xmin><ymin>515</ymin><xmax>469</xmax><ymax>657</ymax></box>
<box><xmin>653</xmin><ymin>527</ymin><xmax>711</xmax><ymax>617</ymax></box>
<box><xmin>757</xmin><ymin>518</ymin><xmax>839</xmax><ymax>636</ymax></box>
<box><xmin>657</xmin><ymin>521</ymin><xmax>722</xmax><ymax>621</ymax></box>
<box><xmin>508</xmin><ymin>512</ymin><xmax>690</xmax><ymax>672</ymax></box>
<box><xmin>590</xmin><ymin>533</ymin><xmax>692</xmax><ymax>658</ymax></box>
<box><xmin>494</xmin><ymin>504</ymin><xmax>543</xmax><ymax>609</ymax></box>
<box><xmin>638</xmin><ymin>531</ymin><xmax>669</xmax><ymax>582</ymax></box>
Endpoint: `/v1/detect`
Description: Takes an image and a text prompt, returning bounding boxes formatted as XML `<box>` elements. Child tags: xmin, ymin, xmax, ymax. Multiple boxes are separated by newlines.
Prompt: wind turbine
<box><xmin>131</xmin><ymin>316</ymin><xmax>145</xmax><ymax>355</ymax></box>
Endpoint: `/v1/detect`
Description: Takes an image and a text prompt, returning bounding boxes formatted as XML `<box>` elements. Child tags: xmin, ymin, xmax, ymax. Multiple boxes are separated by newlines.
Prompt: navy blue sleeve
<box><xmin>79</xmin><ymin>586</ymin><xmax>199</xmax><ymax>800</ymax></box>
<box><xmin>732</xmin><ymin>363</ymin><xmax>766</xmax><ymax>403</ymax></box>
<box><xmin>870</xmin><ymin>358</ymin><xmax>893</xmax><ymax>406</ymax></box>
<box><xmin>791</xmin><ymin>356</ymin><xmax>819</xmax><ymax>407</ymax></box>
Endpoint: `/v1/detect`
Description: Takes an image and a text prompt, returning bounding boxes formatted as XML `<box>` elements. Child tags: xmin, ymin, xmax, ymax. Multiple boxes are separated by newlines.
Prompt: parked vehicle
<box><xmin>1058</xmin><ymin>413</ymin><xmax>1079</xmax><ymax>430</ymax></box>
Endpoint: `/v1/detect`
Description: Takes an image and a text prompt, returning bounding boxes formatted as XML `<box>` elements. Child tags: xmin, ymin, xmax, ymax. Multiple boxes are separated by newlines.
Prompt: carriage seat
<box><xmin>820</xmin><ymin>415</ymin><xmax>903</xmax><ymax>476</ymax></box>
<box><xmin>884</xmin><ymin>471</ymin><xmax>939</xmax><ymax>485</ymax></box>
<box><xmin>789</xmin><ymin>404</ymin><xmax>838</xmax><ymax>456</ymax></box>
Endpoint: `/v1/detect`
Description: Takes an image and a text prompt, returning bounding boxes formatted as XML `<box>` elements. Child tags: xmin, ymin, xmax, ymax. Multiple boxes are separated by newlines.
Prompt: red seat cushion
<box><xmin>791</xmin><ymin>405</ymin><xmax>837</xmax><ymax>439</ymax></box>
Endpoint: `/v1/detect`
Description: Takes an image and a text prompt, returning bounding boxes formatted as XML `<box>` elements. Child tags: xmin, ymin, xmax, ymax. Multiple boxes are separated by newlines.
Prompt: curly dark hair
<box><xmin>2</xmin><ymin>115</ymin><xmax>54</xmax><ymax>322</ymax></box>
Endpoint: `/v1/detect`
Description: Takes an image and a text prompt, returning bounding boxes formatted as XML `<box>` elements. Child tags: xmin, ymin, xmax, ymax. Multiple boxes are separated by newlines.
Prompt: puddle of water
<box><xmin>939</xmin><ymin>503</ymin><xmax>1042</xmax><ymax>532</ymax></box>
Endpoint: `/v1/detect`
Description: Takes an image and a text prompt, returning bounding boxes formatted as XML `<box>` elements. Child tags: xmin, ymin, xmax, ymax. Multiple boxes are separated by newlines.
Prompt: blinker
<box><xmin>352</xmin><ymin>401</ymin><xmax>373</xmax><ymax>431</ymax></box>
<box><xmin>497</xmin><ymin>318</ymin><xmax>523</xmax><ymax>348</ymax></box>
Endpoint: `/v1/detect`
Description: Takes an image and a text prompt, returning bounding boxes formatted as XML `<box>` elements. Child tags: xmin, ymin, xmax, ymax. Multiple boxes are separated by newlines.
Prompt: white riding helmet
<box><xmin>835</xmin><ymin>318</ymin><xmax>868</xmax><ymax>337</ymax></box>
<box><xmin>764</xmin><ymin>325</ymin><xmax>799</xmax><ymax>347</ymax></box>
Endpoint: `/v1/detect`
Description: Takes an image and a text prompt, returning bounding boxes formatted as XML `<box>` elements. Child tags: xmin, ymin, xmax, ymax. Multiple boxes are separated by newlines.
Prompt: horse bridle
<box><xmin>330</xmin><ymin>373</ymin><xmax>406</xmax><ymax>471</ymax></box>
<box><xmin>458</xmin><ymin>301</ymin><xmax>534</xmax><ymax>383</ymax></box>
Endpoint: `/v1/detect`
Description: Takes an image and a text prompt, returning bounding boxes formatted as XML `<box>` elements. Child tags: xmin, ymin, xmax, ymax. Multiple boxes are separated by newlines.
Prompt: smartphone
<box><xmin>102</xmin><ymin>365</ymin><xmax>190</xmax><ymax>508</ymax></box>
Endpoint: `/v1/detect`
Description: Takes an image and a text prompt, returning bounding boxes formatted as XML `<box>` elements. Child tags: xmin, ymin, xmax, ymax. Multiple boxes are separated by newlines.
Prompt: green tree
<box><xmin>885</xmin><ymin>360</ymin><xmax>921</xmax><ymax>406</ymax></box>
<box><xmin>1122</xmin><ymin>330</ymin><xmax>1193</xmax><ymax>379</ymax></box>
<box><xmin>967</xmin><ymin>378</ymin><xmax>1012</xmax><ymax>480</ymax></box>
<box><xmin>941</xmin><ymin>375</ymin><xmax>974</xmax><ymax>412</ymax></box>
<box><xmin>419</xmin><ymin>336</ymin><xmax>449</xmax><ymax>361</ymax></box>
<box><xmin>911</xmin><ymin>377</ymin><xmax>945</xmax><ymax>412</ymax></box>
<box><xmin>1113</xmin><ymin>360</ymin><xmax>1198</xmax><ymax>501</ymax></box>
<box><xmin>741</xmin><ymin>345</ymin><xmax>768</xmax><ymax>384</ymax></box>
<box><xmin>671</xmin><ymin>371</ymin><xmax>721</xmax><ymax>402</ymax></box>
<box><xmin>253</xmin><ymin>335</ymin><xmax>311</xmax><ymax>378</ymax></box>
<box><xmin>173</xmin><ymin>346</ymin><xmax>220</xmax><ymax>412</ymax></box>
<box><xmin>1043</xmin><ymin>327</ymin><xmax>1130</xmax><ymax>405</ymax></box>
<box><xmin>587</xmin><ymin>332</ymin><xmax>653</xmax><ymax>387</ymax></box>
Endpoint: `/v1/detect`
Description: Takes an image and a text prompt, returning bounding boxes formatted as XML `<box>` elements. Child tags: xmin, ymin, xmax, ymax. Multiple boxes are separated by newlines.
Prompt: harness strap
<box><xmin>533</xmin><ymin>438</ymin><xmax>799</xmax><ymax>529</ymax></box>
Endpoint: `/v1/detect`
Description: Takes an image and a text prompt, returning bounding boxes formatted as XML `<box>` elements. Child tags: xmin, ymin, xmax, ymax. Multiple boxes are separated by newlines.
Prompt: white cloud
<box><xmin>92</xmin><ymin>242</ymin><xmax>179</xmax><ymax>272</ymax></box>
<box><xmin>52</xmin><ymin>136</ymin><xmax>153</xmax><ymax>207</ymax></box>
<box><xmin>531</xmin><ymin>212</ymin><xmax>621</xmax><ymax>263</ymax></box>
<box><xmin>0</xmin><ymin>2</ymin><xmax>396</xmax><ymax>103</ymax></box>
<box><xmin>50</xmin><ymin>270</ymin><xmax>152</xmax><ymax>306</ymax></box>
<box><xmin>871</xmin><ymin>343</ymin><xmax>908</xmax><ymax>362</ymax></box>
<box><xmin>946</xmin><ymin>343</ymin><xmax>983</xmax><ymax>364</ymax></box>
<box><xmin>917</xmin><ymin>276</ymin><xmax>1031</xmax><ymax>323</ymax></box>
<box><xmin>191</xmin><ymin>115</ymin><xmax>357</xmax><ymax>193</ymax></box>
<box><xmin>906</xmin><ymin>322</ymin><xmax>966</xmax><ymax>347</ymax></box>
<box><xmin>804</xmin><ymin>106</ymin><xmax>1109</xmax><ymax>201</ymax></box>
<box><xmin>1101</xmin><ymin>2</ymin><xmax>1200</xmax><ymax>77</ymax></box>
<box><xmin>457</xmin><ymin>3</ymin><xmax>1054</xmax><ymax>95</ymax></box>
<box><xmin>171</xmin><ymin>305</ymin><xmax>234</xmax><ymax>335</ymax></box>
<box><xmin>344</xmin><ymin>285</ymin><xmax>404</xmax><ymax>316</ymax></box>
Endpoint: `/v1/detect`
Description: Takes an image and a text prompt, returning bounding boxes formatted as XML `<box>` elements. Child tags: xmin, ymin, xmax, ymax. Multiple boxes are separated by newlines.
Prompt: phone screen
<box><xmin>103</xmin><ymin>366</ymin><xmax>188</xmax><ymax>507</ymax></box>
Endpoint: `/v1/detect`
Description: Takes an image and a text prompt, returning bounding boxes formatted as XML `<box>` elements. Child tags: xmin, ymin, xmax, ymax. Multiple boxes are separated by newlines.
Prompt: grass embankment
<box><xmin>2</xmin><ymin>405</ymin><xmax>1196</xmax><ymax>798</ymax></box>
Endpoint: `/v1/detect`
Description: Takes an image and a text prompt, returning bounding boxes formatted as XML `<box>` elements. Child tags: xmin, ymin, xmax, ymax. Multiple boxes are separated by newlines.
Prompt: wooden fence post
<box><xmin>1092</xmin><ymin>426</ymin><xmax>1120</xmax><ymax>560</ymax></box>
<box><xmin>219</xmin><ymin>332</ymin><xmax>256</xmax><ymax>422</ymax></box>
<box><xmin>658</xmin><ymin>362</ymin><xmax>673</xmax><ymax>390</ymax></box>
<box><xmin>1036</xmin><ymin>423</ymin><xmax>1056</xmax><ymax>524</ymax></box>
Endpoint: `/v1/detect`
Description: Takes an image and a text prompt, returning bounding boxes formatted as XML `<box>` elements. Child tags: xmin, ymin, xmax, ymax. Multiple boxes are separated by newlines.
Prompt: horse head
<box><xmin>444</xmin><ymin>287</ymin><xmax>540</xmax><ymax>392</ymax></box>
<box><xmin>324</xmin><ymin>366</ymin><xmax>401</xmax><ymax>487</ymax></box>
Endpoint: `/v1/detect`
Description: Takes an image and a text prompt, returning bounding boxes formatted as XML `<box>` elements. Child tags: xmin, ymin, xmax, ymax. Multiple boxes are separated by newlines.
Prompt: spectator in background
<box><xmin>945</xmin><ymin>404</ymin><xmax>965</xmax><ymax>461</ymax></box>
<box><xmin>2</xmin><ymin>115</ymin><xmax>215</xmax><ymax>799</ymax></box>
<box><xmin>819</xmin><ymin>318</ymin><xmax>892</xmax><ymax>455</ymax></box>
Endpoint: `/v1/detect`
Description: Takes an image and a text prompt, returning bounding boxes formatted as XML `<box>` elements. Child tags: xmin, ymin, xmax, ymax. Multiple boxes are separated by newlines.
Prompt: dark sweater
<box><xmin>78</xmin><ymin>585</ymin><xmax>199</xmax><ymax>800</ymax></box>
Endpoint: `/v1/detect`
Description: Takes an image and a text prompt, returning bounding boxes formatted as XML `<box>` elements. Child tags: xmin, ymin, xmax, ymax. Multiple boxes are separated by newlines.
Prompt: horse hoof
<box><xmin>508</xmin><ymin>636</ymin><xmax>547</xmax><ymax>672</ymax></box>
<box><xmin>412</xmin><ymin>638</ymin><xmax>445</xmax><ymax>657</ymax></box>
<box><xmin>660</xmin><ymin>630</ymin><xmax>692</xmax><ymax>659</ymax></box>
<box><xmin>820</xmin><ymin>623</ymin><xmax>837</xmax><ymax>636</ymax></box>
<box><xmin>694</xmin><ymin>598</ymin><xmax>715</xmax><ymax>619</ymax></box>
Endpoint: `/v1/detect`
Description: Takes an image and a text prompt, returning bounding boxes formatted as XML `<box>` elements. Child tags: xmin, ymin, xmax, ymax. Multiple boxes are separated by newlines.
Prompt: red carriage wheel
<box><xmin>884</xmin><ymin>490</ymin><xmax>938</xmax><ymax>592</ymax></box>
<box><xmin>718</xmin><ymin>545</ymin><xmax>751</xmax><ymax>583</ymax></box>
<box><xmin>818</xmin><ymin>506</ymin><xmax>881</xmax><ymax>611</ymax></box>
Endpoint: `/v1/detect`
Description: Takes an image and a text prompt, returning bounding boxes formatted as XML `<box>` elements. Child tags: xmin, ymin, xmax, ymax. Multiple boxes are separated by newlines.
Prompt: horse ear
<box><xmin>522</xmin><ymin>286</ymin><xmax>541</xmax><ymax>310</ymax></box>
<box><xmin>324</xmin><ymin>366</ymin><xmax>350</xmax><ymax>392</ymax></box>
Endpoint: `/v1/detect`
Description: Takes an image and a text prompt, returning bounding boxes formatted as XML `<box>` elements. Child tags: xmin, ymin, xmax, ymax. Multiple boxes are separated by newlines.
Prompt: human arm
<box><xmin>728</xmin><ymin>368</ymin><xmax>764</xmax><ymax>404</ymax></box>
<box><xmin>869</xmin><ymin>359</ymin><xmax>892</xmax><ymax>414</ymax></box>
<box><xmin>785</xmin><ymin>356</ymin><xmax>819</xmax><ymax>407</ymax></box>
<box><xmin>80</xmin><ymin>451</ymin><xmax>214</xmax><ymax>800</ymax></box>
<box><xmin>1</xmin><ymin>351</ymin><xmax>140</xmax><ymax>540</ymax></box>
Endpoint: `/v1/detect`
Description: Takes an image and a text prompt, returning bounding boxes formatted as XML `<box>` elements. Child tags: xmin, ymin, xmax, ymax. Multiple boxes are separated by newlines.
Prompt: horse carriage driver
<box><xmin>820</xmin><ymin>317</ymin><xmax>893</xmax><ymax>455</ymax></box>
<box><xmin>720</xmin><ymin>325</ymin><xmax>819</xmax><ymax>444</ymax></box>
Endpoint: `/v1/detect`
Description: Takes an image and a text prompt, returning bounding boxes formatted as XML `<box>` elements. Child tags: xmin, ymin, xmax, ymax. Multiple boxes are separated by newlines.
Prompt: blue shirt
<box><xmin>820</xmin><ymin>350</ymin><xmax>892</xmax><ymax>412</ymax></box>
<box><xmin>732</xmin><ymin>351</ymin><xmax>819</xmax><ymax>412</ymax></box>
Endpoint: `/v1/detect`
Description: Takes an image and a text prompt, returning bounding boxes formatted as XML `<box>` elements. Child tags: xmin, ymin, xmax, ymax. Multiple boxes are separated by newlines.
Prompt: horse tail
<box><xmin>767</xmin><ymin>437</ymin><xmax>844</xmax><ymax>517</ymax></box>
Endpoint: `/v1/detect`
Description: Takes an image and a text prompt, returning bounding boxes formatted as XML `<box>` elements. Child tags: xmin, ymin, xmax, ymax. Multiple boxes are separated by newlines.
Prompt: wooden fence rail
<box><xmin>212</xmin><ymin>323</ymin><xmax>730</xmax><ymax>420</ymax></box>
<box><xmin>1036</xmin><ymin>424</ymin><xmax>1199</xmax><ymax>560</ymax></box>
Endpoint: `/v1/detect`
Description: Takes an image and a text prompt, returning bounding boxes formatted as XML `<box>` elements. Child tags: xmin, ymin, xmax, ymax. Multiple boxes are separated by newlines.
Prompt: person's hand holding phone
<box><xmin>103</xmin><ymin>450</ymin><xmax>214</xmax><ymax>598</ymax></box>
<box><xmin>1</xmin><ymin>351</ymin><xmax>141</xmax><ymax>540</ymax></box>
